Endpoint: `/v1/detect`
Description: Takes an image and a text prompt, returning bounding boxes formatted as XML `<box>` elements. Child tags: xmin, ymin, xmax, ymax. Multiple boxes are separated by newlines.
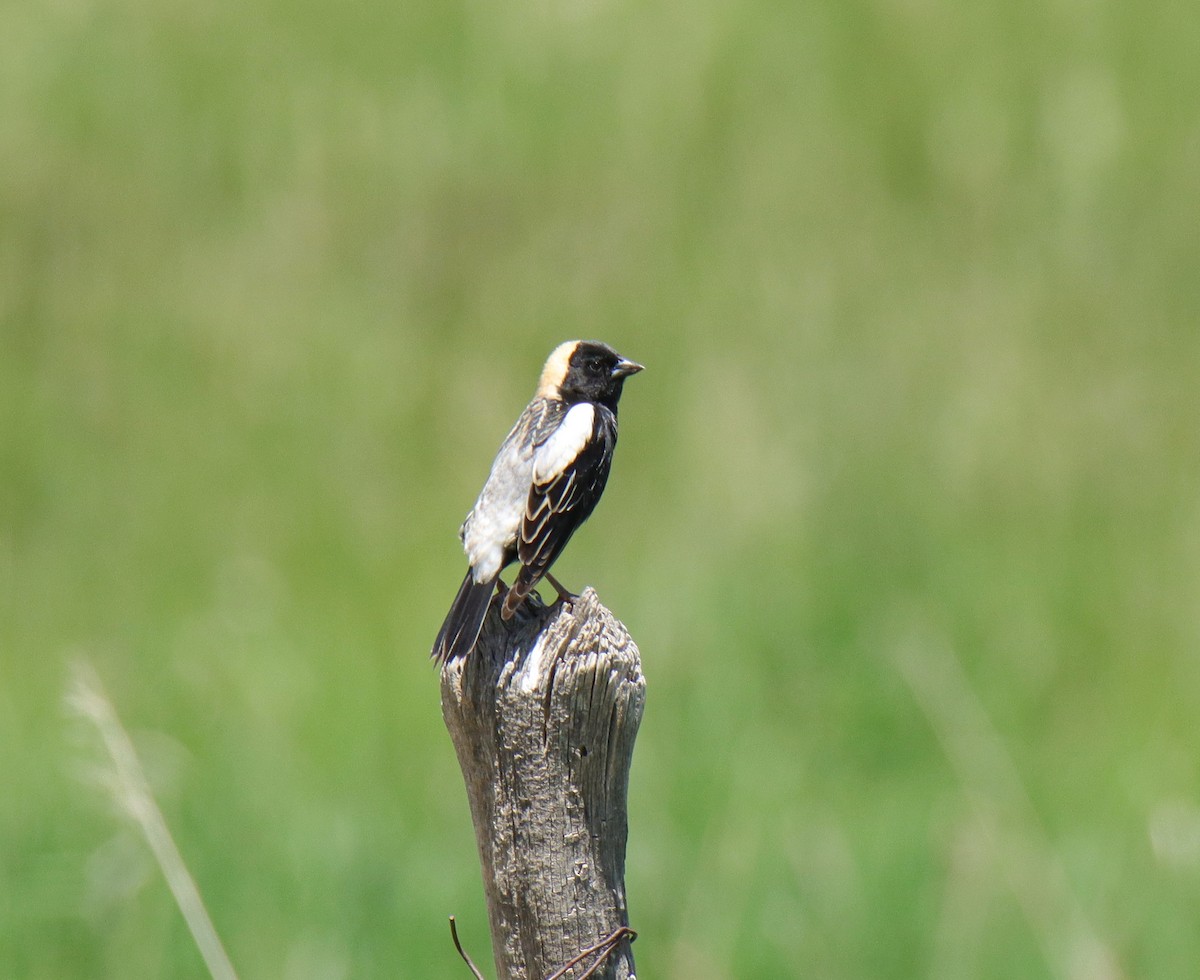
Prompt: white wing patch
<box><xmin>533</xmin><ymin>403</ymin><xmax>595</xmax><ymax>485</ymax></box>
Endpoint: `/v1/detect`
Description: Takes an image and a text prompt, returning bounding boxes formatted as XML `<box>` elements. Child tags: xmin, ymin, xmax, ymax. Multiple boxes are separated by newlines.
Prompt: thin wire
<box><xmin>449</xmin><ymin>916</ymin><xmax>488</xmax><ymax>980</ymax></box>
<box><xmin>544</xmin><ymin>926</ymin><xmax>637</xmax><ymax>980</ymax></box>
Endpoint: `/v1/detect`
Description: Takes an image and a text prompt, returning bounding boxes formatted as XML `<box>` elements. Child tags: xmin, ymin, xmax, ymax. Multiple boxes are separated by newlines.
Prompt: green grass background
<box><xmin>3</xmin><ymin>0</ymin><xmax>1199</xmax><ymax>976</ymax></box>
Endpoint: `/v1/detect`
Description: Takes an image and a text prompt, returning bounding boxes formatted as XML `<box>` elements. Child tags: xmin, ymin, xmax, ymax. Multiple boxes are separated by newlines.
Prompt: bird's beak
<box><xmin>612</xmin><ymin>358</ymin><xmax>644</xmax><ymax>378</ymax></box>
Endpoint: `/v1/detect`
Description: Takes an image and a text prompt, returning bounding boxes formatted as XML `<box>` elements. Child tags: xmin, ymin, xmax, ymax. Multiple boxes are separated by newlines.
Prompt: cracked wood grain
<box><xmin>440</xmin><ymin>588</ymin><xmax>644</xmax><ymax>980</ymax></box>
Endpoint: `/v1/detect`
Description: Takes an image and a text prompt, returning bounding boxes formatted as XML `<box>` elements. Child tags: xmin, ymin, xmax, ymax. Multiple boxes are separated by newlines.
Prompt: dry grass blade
<box><xmin>66</xmin><ymin>660</ymin><xmax>239</xmax><ymax>980</ymax></box>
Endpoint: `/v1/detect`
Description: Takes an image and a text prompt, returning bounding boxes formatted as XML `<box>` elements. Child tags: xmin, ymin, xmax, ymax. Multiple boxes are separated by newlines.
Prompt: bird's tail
<box><xmin>431</xmin><ymin>570</ymin><xmax>495</xmax><ymax>664</ymax></box>
<box><xmin>501</xmin><ymin>567</ymin><xmax>541</xmax><ymax>620</ymax></box>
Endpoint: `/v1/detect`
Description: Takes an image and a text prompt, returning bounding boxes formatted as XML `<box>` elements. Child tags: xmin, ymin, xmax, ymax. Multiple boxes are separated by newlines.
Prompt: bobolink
<box><xmin>431</xmin><ymin>340</ymin><xmax>643</xmax><ymax>664</ymax></box>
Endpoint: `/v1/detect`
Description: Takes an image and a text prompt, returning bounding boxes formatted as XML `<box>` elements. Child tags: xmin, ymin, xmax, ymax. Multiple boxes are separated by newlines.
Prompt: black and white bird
<box><xmin>431</xmin><ymin>340</ymin><xmax>643</xmax><ymax>664</ymax></box>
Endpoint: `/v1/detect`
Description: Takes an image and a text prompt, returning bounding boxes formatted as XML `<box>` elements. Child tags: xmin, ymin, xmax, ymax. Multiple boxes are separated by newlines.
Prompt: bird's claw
<box><xmin>544</xmin><ymin>572</ymin><xmax>577</xmax><ymax>608</ymax></box>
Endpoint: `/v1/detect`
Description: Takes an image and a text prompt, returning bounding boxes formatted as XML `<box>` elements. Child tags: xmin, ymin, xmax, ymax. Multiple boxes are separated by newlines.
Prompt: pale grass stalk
<box><xmin>892</xmin><ymin>635</ymin><xmax>1120</xmax><ymax>980</ymax></box>
<box><xmin>67</xmin><ymin>660</ymin><xmax>239</xmax><ymax>980</ymax></box>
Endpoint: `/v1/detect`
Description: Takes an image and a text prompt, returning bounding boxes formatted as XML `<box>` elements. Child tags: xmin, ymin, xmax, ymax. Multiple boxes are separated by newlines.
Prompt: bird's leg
<box><xmin>494</xmin><ymin>577</ymin><xmax>509</xmax><ymax>599</ymax></box>
<box><xmin>544</xmin><ymin>571</ymin><xmax>576</xmax><ymax>606</ymax></box>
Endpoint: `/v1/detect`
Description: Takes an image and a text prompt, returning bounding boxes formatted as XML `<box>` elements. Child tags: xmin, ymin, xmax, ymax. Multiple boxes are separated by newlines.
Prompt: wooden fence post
<box><xmin>440</xmin><ymin>588</ymin><xmax>644</xmax><ymax>980</ymax></box>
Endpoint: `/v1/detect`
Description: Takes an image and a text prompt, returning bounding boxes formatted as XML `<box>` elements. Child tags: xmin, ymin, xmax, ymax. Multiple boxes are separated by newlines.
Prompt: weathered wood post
<box><xmin>440</xmin><ymin>587</ymin><xmax>644</xmax><ymax>980</ymax></box>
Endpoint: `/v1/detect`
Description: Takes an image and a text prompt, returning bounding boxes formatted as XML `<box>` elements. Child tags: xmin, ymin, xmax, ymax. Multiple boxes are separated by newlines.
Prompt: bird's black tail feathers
<box><xmin>431</xmin><ymin>570</ymin><xmax>495</xmax><ymax>664</ymax></box>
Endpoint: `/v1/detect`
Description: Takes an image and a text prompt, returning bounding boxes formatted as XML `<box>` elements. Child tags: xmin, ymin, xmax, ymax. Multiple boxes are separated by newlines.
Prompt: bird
<box><xmin>431</xmin><ymin>340</ymin><xmax>643</xmax><ymax>664</ymax></box>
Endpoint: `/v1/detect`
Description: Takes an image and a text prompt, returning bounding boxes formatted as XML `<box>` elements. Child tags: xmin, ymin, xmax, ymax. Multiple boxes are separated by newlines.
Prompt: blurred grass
<box><xmin>2</xmin><ymin>0</ymin><xmax>1199</xmax><ymax>976</ymax></box>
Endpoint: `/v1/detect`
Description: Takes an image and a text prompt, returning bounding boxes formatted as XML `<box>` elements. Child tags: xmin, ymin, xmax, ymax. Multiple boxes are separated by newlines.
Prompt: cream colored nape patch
<box><xmin>535</xmin><ymin>341</ymin><xmax>580</xmax><ymax>399</ymax></box>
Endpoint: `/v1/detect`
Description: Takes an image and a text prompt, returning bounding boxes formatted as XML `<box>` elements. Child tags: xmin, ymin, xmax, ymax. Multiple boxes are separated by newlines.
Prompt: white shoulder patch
<box><xmin>533</xmin><ymin>402</ymin><xmax>595</xmax><ymax>484</ymax></box>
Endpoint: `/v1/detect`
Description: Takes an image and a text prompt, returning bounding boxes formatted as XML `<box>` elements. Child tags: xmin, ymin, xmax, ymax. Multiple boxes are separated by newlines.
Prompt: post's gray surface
<box><xmin>440</xmin><ymin>588</ymin><xmax>644</xmax><ymax>980</ymax></box>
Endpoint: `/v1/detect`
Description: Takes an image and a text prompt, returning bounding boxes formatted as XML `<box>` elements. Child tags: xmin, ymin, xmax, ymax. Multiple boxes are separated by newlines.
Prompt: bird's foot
<box><xmin>544</xmin><ymin>572</ymin><xmax>577</xmax><ymax>608</ymax></box>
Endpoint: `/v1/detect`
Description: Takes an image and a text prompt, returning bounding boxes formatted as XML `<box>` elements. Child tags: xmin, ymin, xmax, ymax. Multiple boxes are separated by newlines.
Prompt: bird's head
<box><xmin>537</xmin><ymin>340</ymin><xmax>643</xmax><ymax>407</ymax></box>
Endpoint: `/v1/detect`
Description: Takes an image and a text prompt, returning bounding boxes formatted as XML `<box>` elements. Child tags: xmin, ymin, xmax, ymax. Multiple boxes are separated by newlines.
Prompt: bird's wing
<box><xmin>517</xmin><ymin>402</ymin><xmax>616</xmax><ymax>579</ymax></box>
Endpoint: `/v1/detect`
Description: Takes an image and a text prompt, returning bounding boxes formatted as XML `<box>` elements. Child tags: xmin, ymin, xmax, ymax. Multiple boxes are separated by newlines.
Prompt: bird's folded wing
<box><xmin>519</xmin><ymin>402</ymin><xmax>616</xmax><ymax>576</ymax></box>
